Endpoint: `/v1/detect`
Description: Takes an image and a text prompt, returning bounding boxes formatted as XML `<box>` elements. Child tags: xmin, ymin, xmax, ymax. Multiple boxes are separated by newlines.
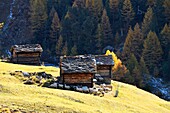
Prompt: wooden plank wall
<box><xmin>97</xmin><ymin>65</ymin><xmax>112</xmax><ymax>84</ymax></box>
<box><xmin>12</xmin><ymin>52</ymin><xmax>41</xmax><ymax>65</ymax></box>
<box><xmin>16</xmin><ymin>53</ymin><xmax>40</xmax><ymax>57</ymax></box>
<box><xmin>63</xmin><ymin>73</ymin><xmax>93</xmax><ymax>87</ymax></box>
<box><xmin>97</xmin><ymin>65</ymin><xmax>111</xmax><ymax>77</ymax></box>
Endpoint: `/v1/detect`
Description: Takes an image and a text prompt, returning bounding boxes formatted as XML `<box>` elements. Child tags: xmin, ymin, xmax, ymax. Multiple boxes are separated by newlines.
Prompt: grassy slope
<box><xmin>0</xmin><ymin>61</ymin><xmax>170</xmax><ymax>113</ymax></box>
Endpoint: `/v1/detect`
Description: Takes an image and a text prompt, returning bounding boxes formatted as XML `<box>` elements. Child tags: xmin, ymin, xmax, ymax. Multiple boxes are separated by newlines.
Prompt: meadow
<box><xmin>0</xmin><ymin>61</ymin><xmax>169</xmax><ymax>113</ymax></box>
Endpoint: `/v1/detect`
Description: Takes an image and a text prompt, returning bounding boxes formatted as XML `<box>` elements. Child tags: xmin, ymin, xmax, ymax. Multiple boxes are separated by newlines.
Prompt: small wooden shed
<box><xmin>95</xmin><ymin>55</ymin><xmax>114</xmax><ymax>84</ymax></box>
<box><xmin>60</xmin><ymin>55</ymin><xmax>97</xmax><ymax>88</ymax></box>
<box><xmin>10</xmin><ymin>44</ymin><xmax>43</xmax><ymax>65</ymax></box>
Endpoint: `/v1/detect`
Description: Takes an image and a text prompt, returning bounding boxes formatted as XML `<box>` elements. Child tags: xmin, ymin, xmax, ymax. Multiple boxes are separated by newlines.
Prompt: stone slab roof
<box><xmin>60</xmin><ymin>55</ymin><xmax>97</xmax><ymax>74</ymax></box>
<box><xmin>11</xmin><ymin>44</ymin><xmax>43</xmax><ymax>53</ymax></box>
<box><xmin>95</xmin><ymin>55</ymin><xmax>114</xmax><ymax>66</ymax></box>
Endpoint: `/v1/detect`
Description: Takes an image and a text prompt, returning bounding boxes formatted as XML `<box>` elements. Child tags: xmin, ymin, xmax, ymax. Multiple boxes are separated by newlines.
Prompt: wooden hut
<box><xmin>10</xmin><ymin>44</ymin><xmax>43</xmax><ymax>65</ymax></box>
<box><xmin>95</xmin><ymin>55</ymin><xmax>114</xmax><ymax>84</ymax></box>
<box><xmin>60</xmin><ymin>55</ymin><xmax>97</xmax><ymax>88</ymax></box>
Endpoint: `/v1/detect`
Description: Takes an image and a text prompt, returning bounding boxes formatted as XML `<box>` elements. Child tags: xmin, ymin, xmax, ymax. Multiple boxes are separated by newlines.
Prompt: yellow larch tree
<box><xmin>105</xmin><ymin>50</ymin><xmax>128</xmax><ymax>81</ymax></box>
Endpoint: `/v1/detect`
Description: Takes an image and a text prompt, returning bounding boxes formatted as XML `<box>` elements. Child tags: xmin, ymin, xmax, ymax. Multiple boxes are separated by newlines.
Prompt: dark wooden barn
<box><xmin>60</xmin><ymin>55</ymin><xmax>97</xmax><ymax>88</ymax></box>
<box><xmin>95</xmin><ymin>55</ymin><xmax>114</xmax><ymax>84</ymax></box>
<box><xmin>10</xmin><ymin>44</ymin><xmax>43</xmax><ymax>65</ymax></box>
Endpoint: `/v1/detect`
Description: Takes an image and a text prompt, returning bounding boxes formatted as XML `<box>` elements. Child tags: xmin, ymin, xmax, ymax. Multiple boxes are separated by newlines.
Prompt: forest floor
<box><xmin>0</xmin><ymin>61</ymin><xmax>170</xmax><ymax>113</ymax></box>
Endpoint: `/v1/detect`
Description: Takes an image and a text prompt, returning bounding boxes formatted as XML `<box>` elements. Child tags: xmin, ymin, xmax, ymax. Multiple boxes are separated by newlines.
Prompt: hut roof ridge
<box><xmin>95</xmin><ymin>55</ymin><xmax>114</xmax><ymax>66</ymax></box>
<box><xmin>11</xmin><ymin>44</ymin><xmax>43</xmax><ymax>53</ymax></box>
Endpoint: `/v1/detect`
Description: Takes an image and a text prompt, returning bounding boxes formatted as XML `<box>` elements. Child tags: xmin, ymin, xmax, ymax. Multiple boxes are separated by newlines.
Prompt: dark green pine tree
<box><xmin>85</xmin><ymin>0</ymin><xmax>93</xmax><ymax>13</ymax></box>
<box><xmin>85</xmin><ymin>0</ymin><xmax>103</xmax><ymax>21</ymax></box>
<box><xmin>160</xmin><ymin>24</ymin><xmax>170</xmax><ymax>59</ymax></box>
<box><xmin>60</xmin><ymin>10</ymin><xmax>73</xmax><ymax>52</ymax></box>
<box><xmin>121</xmin><ymin>0</ymin><xmax>135</xmax><ymax>34</ymax></box>
<box><xmin>147</xmin><ymin>0</ymin><xmax>156</xmax><ymax>7</ymax></box>
<box><xmin>126</xmin><ymin>53</ymin><xmax>139</xmax><ymax>73</ymax></box>
<box><xmin>29</xmin><ymin>0</ymin><xmax>48</xmax><ymax>42</ymax></box>
<box><xmin>109</xmin><ymin>0</ymin><xmax>119</xmax><ymax>15</ymax></box>
<box><xmin>50</xmin><ymin>11</ymin><xmax>60</xmax><ymax>35</ymax></box>
<box><xmin>108</xmin><ymin>0</ymin><xmax>121</xmax><ymax>35</ymax></box>
<box><xmin>56</xmin><ymin>35</ymin><xmax>63</xmax><ymax>56</ymax></box>
<box><xmin>126</xmin><ymin>53</ymin><xmax>144</xmax><ymax>87</ymax></box>
<box><xmin>121</xmin><ymin>23</ymin><xmax>144</xmax><ymax>60</ymax></box>
<box><xmin>92</xmin><ymin>0</ymin><xmax>103</xmax><ymax>21</ymax></box>
<box><xmin>163</xmin><ymin>0</ymin><xmax>170</xmax><ymax>23</ymax></box>
<box><xmin>139</xmin><ymin>57</ymin><xmax>149</xmax><ymax>75</ymax></box>
<box><xmin>153</xmin><ymin>66</ymin><xmax>159</xmax><ymax>77</ymax></box>
<box><xmin>123</xmin><ymin>27</ymin><xmax>133</xmax><ymax>61</ymax></box>
<box><xmin>81</xmin><ymin>16</ymin><xmax>96</xmax><ymax>54</ymax></box>
<box><xmin>142</xmin><ymin>31</ymin><xmax>163</xmax><ymax>74</ymax></box>
<box><xmin>153</xmin><ymin>0</ymin><xmax>166</xmax><ymax>33</ymax></box>
<box><xmin>53</xmin><ymin>0</ymin><xmax>72</xmax><ymax>19</ymax></box>
<box><xmin>72</xmin><ymin>1</ymin><xmax>96</xmax><ymax>54</ymax></box>
<box><xmin>142</xmin><ymin>7</ymin><xmax>153</xmax><ymax>37</ymax></box>
<box><xmin>50</xmin><ymin>11</ymin><xmax>61</xmax><ymax>54</ymax></box>
<box><xmin>61</xmin><ymin>2</ymin><xmax>90</xmax><ymax>54</ymax></box>
<box><xmin>132</xmin><ymin>66</ymin><xmax>143</xmax><ymax>87</ymax></box>
<box><xmin>101</xmin><ymin>9</ymin><xmax>113</xmax><ymax>48</ymax></box>
<box><xmin>132</xmin><ymin>23</ymin><xmax>144</xmax><ymax>60</ymax></box>
<box><xmin>114</xmin><ymin>32</ymin><xmax>121</xmax><ymax>48</ymax></box>
<box><xmin>162</xmin><ymin>52</ymin><xmax>170</xmax><ymax>80</ymax></box>
<box><xmin>71</xmin><ymin>44</ymin><xmax>78</xmax><ymax>56</ymax></box>
<box><xmin>95</xmin><ymin>24</ymin><xmax>103</xmax><ymax>54</ymax></box>
<box><xmin>61</xmin><ymin>41</ymin><xmax>68</xmax><ymax>55</ymax></box>
<box><xmin>72</xmin><ymin>0</ymin><xmax>85</xmax><ymax>8</ymax></box>
<box><xmin>49</xmin><ymin>7</ymin><xmax>56</xmax><ymax>19</ymax></box>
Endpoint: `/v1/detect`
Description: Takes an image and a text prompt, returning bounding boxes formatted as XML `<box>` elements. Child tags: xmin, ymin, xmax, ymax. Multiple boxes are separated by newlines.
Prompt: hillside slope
<box><xmin>0</xmin><ymin>61</ymin><xmax>170</xmax><ymax>113</ymax></box>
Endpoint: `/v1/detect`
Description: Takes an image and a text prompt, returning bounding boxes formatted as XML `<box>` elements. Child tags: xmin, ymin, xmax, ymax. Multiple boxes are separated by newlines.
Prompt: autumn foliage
<box><xmin>105</xmin><ymin>50</ymin><xmax>147</xmax><ymax>87</ymax></box>
<box><xmin>105</xmin><ymin>50</ymin><xmax>128</xmax><ymax>81</ymax></box>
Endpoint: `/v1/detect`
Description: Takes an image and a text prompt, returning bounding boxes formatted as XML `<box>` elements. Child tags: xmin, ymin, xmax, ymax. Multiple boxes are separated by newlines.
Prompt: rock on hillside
<box><xmin>147</xmin><ymin>77</ymin><xmax>170</xmax><ymax>101</ymax></box>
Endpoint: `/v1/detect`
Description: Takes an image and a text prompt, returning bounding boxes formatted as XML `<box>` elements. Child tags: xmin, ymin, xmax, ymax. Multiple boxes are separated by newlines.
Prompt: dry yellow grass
<box><xmin>0</xmin><ymin>60</ymin><xmax>59</xmax><ymax>76</ymax></box>
<box><xmin>0</xmin><ymin>61</ymin><xmax>170</xmax><ymax>113</ymax></box>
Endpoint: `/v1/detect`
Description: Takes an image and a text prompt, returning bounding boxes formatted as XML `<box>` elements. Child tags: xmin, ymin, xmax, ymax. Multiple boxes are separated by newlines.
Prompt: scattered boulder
<box><xmin>82</xmin><ymin>86</ymin><xmax>89</xmax><ymax>93</ymax></box>
<box><xmin>41</xmin><ymin>81</ymin><xmax>51</xmax><ymax>87</ymax></box>
<box><xmin>24</xmin><ymin>80</ymin><xmax>35</xmax><ymax>85</ymax></box>
<box><xmin>75</xmin><ymin>86</ymin><xmax>83</xmax><ymax>92</ymax></box>
<box><xmin>100</xmin><ymin>91</ymin><xmax>105</xmax><ymax>97</ymax></box>
<box><xmin>22</xmin><ymin>72</ymin><xmax>30</xmax><ymax>77</ymax></box>
<box><xmin>58</xmin><ymin>84</ymin><xmax>64</xmax><ymax>89</ymax></box>
<box><xmin>49</xmin><ymin>83</ymin><xmax>58</xmax><ymax>88</ymax></box>
<box><xmin>37</xmin><ymin>72</ymin><xmax>52</xmax><ymax>79</ymax></box>
<box><xmin>91</xmin><ymin>88</ymin><xmax>99</xmax><ymax>95</ymax></box>
<box><xmin>64</xmin><ymin>85</ymin><xmax>71</xmax><ymax>90</ymax></box>
<box><xmin>93</xmin><ymin>79</ymin><xmax>97</xmax><ymax>83</ymax></box>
